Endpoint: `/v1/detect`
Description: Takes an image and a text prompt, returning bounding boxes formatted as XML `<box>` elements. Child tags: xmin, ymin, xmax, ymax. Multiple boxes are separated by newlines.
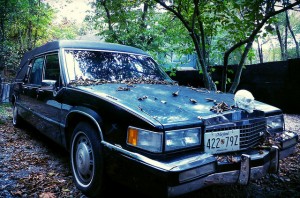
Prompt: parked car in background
<box><xmin>10</xmin><ymin>40</ymin><xmax>298</xmax><ymax>198</ymax></box>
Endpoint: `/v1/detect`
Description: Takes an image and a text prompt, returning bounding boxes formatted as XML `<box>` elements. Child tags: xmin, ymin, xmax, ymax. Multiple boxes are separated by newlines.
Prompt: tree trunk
<box><xmin>0</xmin><ymin>0</ymin><xmax>8</xmax><ymax>71</ymax></box>
<box><xmin>275</xmin><ymin>23</ymin><xmax>285</xmax><ymax>61</ymax></box>
<box><xmin>284</xmin><ymin>20</ymin><xmax>288</xmax><ymax>60</ymax></box>
<box><xmin>191</xmin><ymin>34</ymin><xmax>216</xmax><ymax>90</ymax></box>
<box><xmin>100</xmin><ymin>0</ymin><xmax>121</xmax><ymax>43</ymax></box>
<box><xmin>228</xmin><ymin>39</ymin><xmax>254</xmax><ymax>93</ymax></box>
<box><xmin>257</xmin><ymin>39</ymin><xmax>263</xmax><ymax>63</ymax></box>
<box><xmin>285</xmin><ymin>10</ymin><xmax>299</xmax><ymax>58</ymax></box>
<box><xmin>27</xmin><ymin>21</ymin><xmax>33</xmax><ymax>51</ymax></box>
<box><xmin>33</xmin><ymin>0</ymin><xmax>41</xmax><ymax>48</ymax></box>
<box><xmin>0</xmin><ymin>19</ymin><xmax>5</xmax><ymax>70</ymax></box>
<box><xmin>154</xmin><ymin>0</ymin><xmax>216</xmax><ymax>91</ymax></box>
<box><xmin>222</xmin><ymin>2</ymin><xmax>300</xmax><ymax>93</ymax></box>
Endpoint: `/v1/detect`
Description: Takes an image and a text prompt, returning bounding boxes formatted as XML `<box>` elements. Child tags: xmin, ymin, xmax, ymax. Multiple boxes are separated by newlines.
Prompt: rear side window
<box><xmin>29</xmin><ymin>57</ymin><xmax>44</xmax><ymax>85</ymax></box>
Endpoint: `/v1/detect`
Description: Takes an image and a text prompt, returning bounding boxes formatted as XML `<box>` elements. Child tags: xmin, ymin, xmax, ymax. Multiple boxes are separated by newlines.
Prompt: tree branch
<box><xmin>222</xmin><ymin>0</ymin><xmax>300</xmax><ymax>92</ymax></box>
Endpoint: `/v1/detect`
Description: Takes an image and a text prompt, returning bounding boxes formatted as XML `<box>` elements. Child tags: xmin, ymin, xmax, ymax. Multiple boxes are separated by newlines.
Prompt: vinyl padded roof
<box><xmin>20</xmin><ymin>40</ymin><xmax>149</xmax><ymax>68</ymax></box>
<box><xmin>15</xmin><ymin>40</ymin><xmax>149</xmax><ymax>81</ymax></box>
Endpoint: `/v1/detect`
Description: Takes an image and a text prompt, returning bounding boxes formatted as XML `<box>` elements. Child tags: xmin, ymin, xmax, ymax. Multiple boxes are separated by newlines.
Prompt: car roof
<box><xmin>15</xmin><ymin>40</ymin><xmax>150</xmax><ymax>81</ymax></box>
<box><xmin>39</xmin><ymin>40</ymin><xmax>148</xmax><ymax>55</ymax></box>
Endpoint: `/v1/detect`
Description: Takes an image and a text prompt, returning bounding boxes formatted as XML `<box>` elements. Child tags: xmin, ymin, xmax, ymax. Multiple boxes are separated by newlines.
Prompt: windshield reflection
<box><xmin>64</xmin><ymin>50</ymin><xmax>173</xmax><ymax>85</ymax></box>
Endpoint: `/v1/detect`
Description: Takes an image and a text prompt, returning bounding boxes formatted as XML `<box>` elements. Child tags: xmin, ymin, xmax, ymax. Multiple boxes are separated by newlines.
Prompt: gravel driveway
<box><xmin>0</xmin><ymin>106</ymin><xmax>299</xmax><ymax>198</ymax></box>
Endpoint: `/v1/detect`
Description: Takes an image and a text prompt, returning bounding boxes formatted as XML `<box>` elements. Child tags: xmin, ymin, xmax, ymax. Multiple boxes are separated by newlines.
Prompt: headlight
<box><xmin>127</xmin><ymin>127</ymin><xmax>163</xmax><ymax>153</ymax></box>
<box><xmin>267</xmin><ymin>115</ymin><xmax>284</xmax><ymax>134</ymax></box>
<box><xmin>127</xmin><ymin>127</ymin><xmax>201</xmax><ymax>153</ymax></box>
<box><xmin>165</xmin><ymin>128</ymin><xmax>201</xmax><ymax>151</ymax></box>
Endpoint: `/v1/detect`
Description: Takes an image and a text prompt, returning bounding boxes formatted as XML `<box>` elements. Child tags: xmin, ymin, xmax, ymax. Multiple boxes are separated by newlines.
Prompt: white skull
<box><xmin>234</xmin><ymin>90</ymin><xmax>255</xmax><ymax>113</ymax></box>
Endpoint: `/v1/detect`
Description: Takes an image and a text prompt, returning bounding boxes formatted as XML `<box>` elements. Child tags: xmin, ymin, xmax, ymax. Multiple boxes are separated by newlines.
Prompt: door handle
<box><xmin>37</xmin><ymin>89</ymin><xmax>44</xmax><ymax>93</ymax></box>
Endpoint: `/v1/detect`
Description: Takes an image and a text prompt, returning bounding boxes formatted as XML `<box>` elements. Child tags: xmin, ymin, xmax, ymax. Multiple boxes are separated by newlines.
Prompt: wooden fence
<box><xmin>167</xmin><ymin>58</ymin><xmax>300</xmax><ymax>113</ymax></box>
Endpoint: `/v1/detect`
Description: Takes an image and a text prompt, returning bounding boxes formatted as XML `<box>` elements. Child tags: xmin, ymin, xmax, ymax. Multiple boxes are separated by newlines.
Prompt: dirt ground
<box><xmin>0</xmin><ymin>105</ymin><xmax>299</xmax><ymax>198</ymax></box>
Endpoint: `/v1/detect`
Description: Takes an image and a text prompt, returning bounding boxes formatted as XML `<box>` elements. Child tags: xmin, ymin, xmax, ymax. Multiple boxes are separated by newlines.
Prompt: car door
<box><xmin>21</xmin><ymin>53</ymin><xmax>63</xmax><ymax>144</ymax></box>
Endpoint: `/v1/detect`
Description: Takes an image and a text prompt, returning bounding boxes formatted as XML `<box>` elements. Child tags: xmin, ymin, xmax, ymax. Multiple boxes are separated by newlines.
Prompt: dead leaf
<box><xmin>190</xmin><ymin>98</ymin><xmax>197</xmax><ymax>104</ymax></box>
<box><xmin>172</xmin><ymin>91</ymin><xmax>179</xmax><ymax>96</ymax></box>
<box><xmin>206</xmin><ymin>98</ymin><xmax>216</xmax><ymax>103</ymax></box>
<box><xmin>138</xmin><ymin>96</ymin><xmax>148</xmax><ymax>100</ymax></box>
<box><xmin>39</xmin><ymin>192</ymin><xmax>56</xmax><ymax>198</ymax></box>
<box><xmin>117</xmin><ymin>86</ymin><xmax>130</xmax><ymax>91</ymax></box>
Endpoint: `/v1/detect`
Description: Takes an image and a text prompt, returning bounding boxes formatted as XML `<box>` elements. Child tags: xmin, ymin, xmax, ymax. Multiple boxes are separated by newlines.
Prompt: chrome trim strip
<box><xmin>102</xmin><ymin>141</ymin><xmax>171</xmax><ymax>170</ymax></box>
<box><xmin>62</xmin><ymin>47</ymin><xmax>150</xmax><ymax>57</ymax></box>
<box><xmin>29</xmin><ymin>50</ymin><xmax>59</xmax><ymax>60</ymax></box>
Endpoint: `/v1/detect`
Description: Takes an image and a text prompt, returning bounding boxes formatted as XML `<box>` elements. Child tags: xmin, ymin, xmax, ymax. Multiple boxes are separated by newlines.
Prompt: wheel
<box><xmin>12</xmin><ymin>104</ymin><xmax>23</xmax><ymax>127</ymax></box>
<box><xmin>70</xmin><ymin>122</ymin><xmax>105</xmax><ymax>197</ymax></box>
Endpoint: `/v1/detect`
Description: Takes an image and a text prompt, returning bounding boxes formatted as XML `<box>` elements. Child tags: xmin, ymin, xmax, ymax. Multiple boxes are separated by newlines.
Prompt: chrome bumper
<box><xmin>168</xmin><ymin>143</ymin><xmax>297</xmax><ymax>197</ymax></box>
<box><xmin>102</xmin><ymin>131</ymin><xmax>297</xmax><ymax>198</ymax></box>
<box><xmin>168</xmin><ymin>162</ymin><xmax>271</xmax><ymax>197</ymax></box>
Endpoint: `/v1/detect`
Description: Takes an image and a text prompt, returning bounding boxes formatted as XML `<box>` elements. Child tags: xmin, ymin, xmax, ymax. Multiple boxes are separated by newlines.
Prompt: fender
<box><xmin>66</xmin><ymin>106</ymin><xmax>104</xmax><ymax>140</ymax></box>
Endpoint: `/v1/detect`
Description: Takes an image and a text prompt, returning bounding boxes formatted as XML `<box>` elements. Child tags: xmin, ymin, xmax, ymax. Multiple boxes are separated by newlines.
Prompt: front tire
<box><xmin>70</xmin><ymin>122</ymin><xmax>105</xmax><ymax>197</ymax></box>
<box><xmin>12</xmin><ymin>104</ymin><xmax>23</xmax><ymax>127</ymax></box>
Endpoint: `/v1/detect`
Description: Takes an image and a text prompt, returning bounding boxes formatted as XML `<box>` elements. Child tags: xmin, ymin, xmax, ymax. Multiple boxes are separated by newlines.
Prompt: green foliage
<box><xmin>0</xmin><ymin>0</ymin><xmax>55</xmax><ymax>74</ymax></box>
<box><xmin>47</xmin><ymin>18</ymin><xmax>80</xmax><ymax>41</ymax></box>
<box><xmin>87</xmin><ymin>0</ymin><xmax>193</xmax><ymax>70</ymax></box>
<box><xmin>87</xmin><ymin>0</ymin><xmax>299</xmax><ymax>89</ymax></box>
<box><xmin>0</xmin><ymin>103</ymin><xmax>12</xmax><ymax>123</ymax></box>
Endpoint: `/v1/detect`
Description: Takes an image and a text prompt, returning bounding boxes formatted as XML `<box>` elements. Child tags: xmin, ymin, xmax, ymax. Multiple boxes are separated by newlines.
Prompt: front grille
<box><xmin>206</xmin><ymin>119</ymin><xmax>266</xmax><ymax>150</ymax></box>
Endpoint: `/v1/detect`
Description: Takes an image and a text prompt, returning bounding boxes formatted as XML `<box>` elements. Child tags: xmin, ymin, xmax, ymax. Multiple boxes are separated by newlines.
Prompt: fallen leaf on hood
<box><xmin>190</xmin><ymin>98</ymin><xmax>197</xmax><ymax>104</ymax></box>
<box><xmin>210</xmin><ymin>101</ymin><xmax>232</xmax><ymax>113</ymax></box>
<box><xmin>117</xmin><ymin>86</ymin><xmax>130</xmax><ymax>91</ymax></box>
<box><xmin>138</xmin><ymin>96</ymin><xmax>148</xmax><ymax>100</ymax></box>
<box><xmin>172</xmin><ymin>91</ymin><xmax>179</xmax><ymax>96</ymax></box>
<box><xmin>206</xmin><ymin>98</ymin><xmax>216</xmax><ymax>103</ymax></box>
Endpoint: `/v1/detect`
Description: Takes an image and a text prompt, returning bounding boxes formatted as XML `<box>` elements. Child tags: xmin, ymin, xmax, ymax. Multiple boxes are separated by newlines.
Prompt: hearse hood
<box><xmin>77</xmin><ymin>84</ymin><xmax>280</xmax><ymax>127</ymax></box>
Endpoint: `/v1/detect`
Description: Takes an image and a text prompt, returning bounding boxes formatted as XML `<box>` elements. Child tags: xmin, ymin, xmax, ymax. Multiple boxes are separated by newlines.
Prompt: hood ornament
<box><xmin>234</xmin><ymin>89</ymin><xmax>255</xmax><ymax>113</ymax></box>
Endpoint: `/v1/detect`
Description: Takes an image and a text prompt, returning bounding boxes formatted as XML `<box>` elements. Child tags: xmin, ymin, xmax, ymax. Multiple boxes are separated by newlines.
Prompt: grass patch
<box><xmin>0</xmin><ymin>103</ymin><xmax>12</xmax><ymax>123</ymax></box>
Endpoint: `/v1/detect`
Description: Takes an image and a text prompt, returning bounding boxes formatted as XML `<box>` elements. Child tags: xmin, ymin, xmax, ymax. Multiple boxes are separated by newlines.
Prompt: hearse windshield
<box><xmin>64</xmin><ymin>50</ymin><xmax>171</xmax><ymax>83</ymax></box>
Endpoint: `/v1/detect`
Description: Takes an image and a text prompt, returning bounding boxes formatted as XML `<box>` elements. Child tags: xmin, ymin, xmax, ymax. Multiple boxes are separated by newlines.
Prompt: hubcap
<box><xmin>73</xmin><ymin>134</ymin><xmax>94</xmax><ymax>184</ymax></box>
<box><xmin>76</xmin><ymin>142</ymin><xmax>90</xmax><ymax>175</ymax></box>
